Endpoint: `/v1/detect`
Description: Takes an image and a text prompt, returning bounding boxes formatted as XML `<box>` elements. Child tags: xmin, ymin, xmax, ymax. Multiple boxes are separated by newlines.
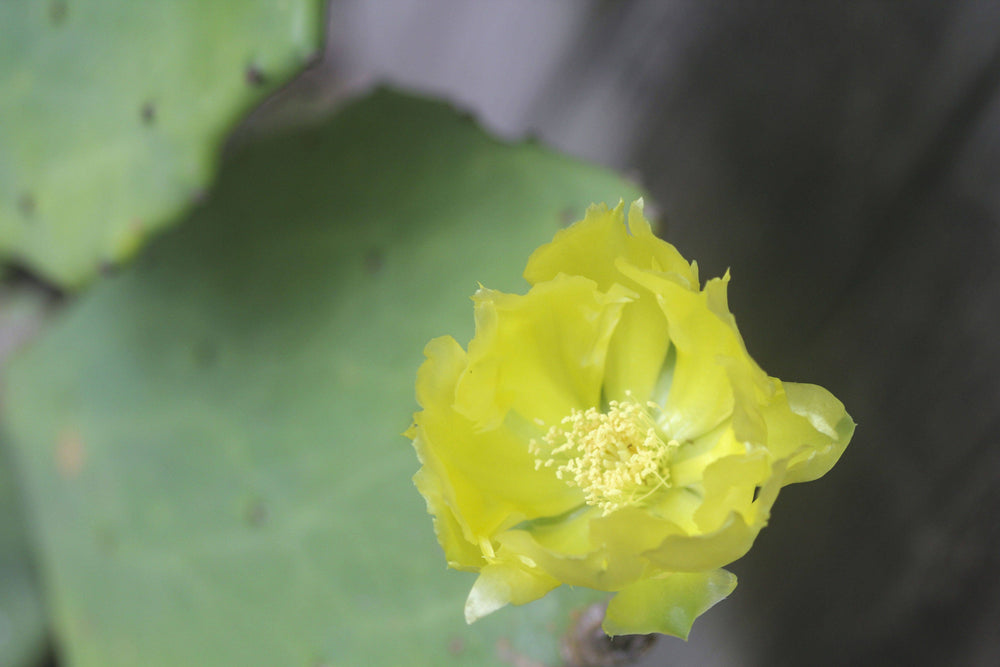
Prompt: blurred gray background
<box><xmin>316</xmin><ymin>1</ymin><xmax>1000</xmax><ymax>665</ymax></box>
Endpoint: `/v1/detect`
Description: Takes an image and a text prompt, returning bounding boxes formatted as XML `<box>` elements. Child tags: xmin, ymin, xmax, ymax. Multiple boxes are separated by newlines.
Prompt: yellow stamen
<box><xmin>531</xmin><ymin>394</ymin><xmax>678</xmax><ymax>515</ymax></box>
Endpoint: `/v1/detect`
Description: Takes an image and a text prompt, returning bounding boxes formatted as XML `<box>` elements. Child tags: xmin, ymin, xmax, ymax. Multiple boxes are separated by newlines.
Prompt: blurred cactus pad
<box><xmin>3</xmin><ymin>89</ymin><xmax>643</xmax><ymax>666</ymax></box>
<box><xmin>0</xmin><ymin>1</ymin><xmax>324</xmax><ymax>286</ymax></box>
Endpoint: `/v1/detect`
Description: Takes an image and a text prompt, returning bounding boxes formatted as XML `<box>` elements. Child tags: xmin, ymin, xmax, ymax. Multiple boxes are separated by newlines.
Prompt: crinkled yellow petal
<box><xmin>414</xmin><ymin>414</ymin><xmax>581</xmax><ymax>540</ymax></box>
<box><xmin>454</xmin><ymin>275</ymin><xmax>632</xmax><ymax>430</ymax></box>
<box><xmin>705</xmin><ymin>273</ymin><xmax>780</xmax><ymax>448</ymax></box>
<box><xmin>644</xmin><ymin>513</ymin><xmax>756</xmax><ymax>574</ymax></box>
<box><xmin>415</xmin><ymin>335</ymin><xmax>468</xmax><ymax>411</ymax></box>
<box><xmin>524</xmin><ymin>200</ymin><xmax>697</xmax><ymax>292</ymax></box>
<box><xmin>692</xmin><ymin>451</ymin><xmax>771</xmax><ymax>533</ymax></box>
<box><xmin>588</xmin><ymin>506</ymin><xmax>685</xmax><ymax>555</ymax></box>
<box><xmin>763</xmin><ymin>381</ymin><xmax>855</xmax><ymax>484</ymax></box>
<box><xmin>498</xmin><ymin>513</ymin><xmax>644</xmax><ymax>592</ymax></box>
<box><xmin>502</xmin><ymin>497</ymin><xmax>700</xmax><ymax>595</ymax></box>
<box><xmin>703</xmin><ymin>271</ymin><xmax>739</xmax><ymax>334</ymax></box>
<box><xmin>720</xmin><ymin>354</ymin><xmax>772</xmax><ymax>447</ymax></box>
<box><xmin>643</xmin><ymin>486</ymin><xmax>704</xmax><ymax>534</ymax></box>
<box><xmin>602</xmin><ymin>289</ymin><xmax>672</xmax><ymax>404</ymax></box>
<box><xmin>619</xmin><ymin>266</ymin><xmax>744</xmax><ymax>440</ymax></box>
<box><xmin>413</xmin><ymin>459</ymin><xmax>484</xmax><ymax>570</ymax></box>
<box><xmin>412</xmin><ymin>336</ymin><xmax>491</xmax><ymax>559</ymax></box>
<box><xmin>603</xmin><ymin>569</ymin><xmax>737</xmax><ymax>639</ymax></box>
<box><xmin>528</xmin><ymin>200</ymin><xmax>690</xmax><ymax>404</ymax></box>
<box><xmin>644</xmin><ymin>461</ymin><xmax>786</xmax><ymax>572</ymax></box>
<box><xmin>511</xmin><ymin>507</ymin><xmax>597</xmax><ymax>557</ymax></box>
<box><xmin>465</xmin><ymin>557</ymin><xmax>560</xmax><ymax>623</ymax></box>
<box><xmin>669</xmin><ymin>423</ymin><xmax>748</xmax><ymax>488</ymax></box>
<box><xmin>413</xmin><ymin>336</ymin><xmax>582</xmax><ymax>542</ymax></box>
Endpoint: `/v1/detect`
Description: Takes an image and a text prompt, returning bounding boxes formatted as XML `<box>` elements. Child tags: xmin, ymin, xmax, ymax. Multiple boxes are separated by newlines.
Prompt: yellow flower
<box><xmin>407</xmin><ymin>200</ymin><xmax>854</xmax><ymax>639</ymax></box>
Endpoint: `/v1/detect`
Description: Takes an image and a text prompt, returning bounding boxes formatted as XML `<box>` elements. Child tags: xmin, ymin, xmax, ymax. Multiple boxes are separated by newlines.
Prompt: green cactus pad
<box><xmin>0</xmin><ymin>1</ymin><xmax>323</xmax><ymax>287</ymax></box>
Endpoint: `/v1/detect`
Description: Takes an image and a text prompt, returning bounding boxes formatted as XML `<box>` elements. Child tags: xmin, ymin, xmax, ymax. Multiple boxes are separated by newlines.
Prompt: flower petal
<box><xmin>465</xmin><ymin>558</ymin><xmax>560</xmax><ymax>623</ymax></box>
<box><xmin>720</xmin><ymin>353</ymin><xmax>772</xmax><ymax>447</ymax></box>
<box><xmin>498</xmin><ymin>511</ymin><xmax>645</xmax><ymax>592</ymax></box>
<box><xmin>603</xmin><ymin>569</ymin><xmax>737</xmax><ymax>639</ymax></box>
<box><xmin>763</xmin><ymin>381</ymin><xmax>855</xmax><ymax>484</ymax></box>
<box><xmin>415</xmin><ymin>335</ymin><xmax>468</xmax><ymax>410</ymax></box>
<box><xmin>669</xmin><ymin>423</ymin><xmax>748</xmax><ymax>488</ymax></box>
<box><xmin>413</xmin><ymin>461</ymin><xmax>484</xmax><ymax>570</ymax></box>
<box><xmin>692</xmin><ymin>451</ymin><xmax>770</xmax><ymax>533</ymax></box>
<box><xmin>619</xmin><ymin>268</ymin><xmax>744</xmax><ymax>440</ymax></box>
<box><xmin>644</xmin><ymin>513</ymin><xmax>756</xmax><ymax>573</ymax></box>
<box><xmin>525</xmin><ymin>200</ymin><xmax>695</xmax><ymax>404</ymax></box>
<box><xmin>524</xmin><ymin>200</ymin><xmax>697</xmax><ymax>292</ymax></box>
<box><xmin>589</xmin><ymin>503</ymin><xmax>690</xmax><ymax>555</ymax></box>
<box><xmin>454</xmin><ymin>275</ymin><xmax>632</xmax><ymax>430</ymax></box>
<box><xmin>643</xmin><ymin>460</ymin><xmax>787</xmax><ymax>572</ymax></box>
<box><xmin>413</xmin><ymin>336</ymin><xmax>582</xmax><ymax>541</ymax></box>
<box><xmin>602</xmin><ymin>291</ymin><xmax>672</xmax><ymax>404</ymax></box>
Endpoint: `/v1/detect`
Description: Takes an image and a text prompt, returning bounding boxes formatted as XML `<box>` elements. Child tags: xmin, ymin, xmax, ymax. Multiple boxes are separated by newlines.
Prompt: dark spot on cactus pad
<box><xmin>17</xmin><ymin>193</ymin><xmax>36</xmax><ymax>219</ymax></box>
<box><xmin>141</xmin><ymin>101</ymin><xmax>156</xmax><ymax>125</ymax></box>
<box><xmin>245</xmin><ymin>64</ymin><xmax>267</xmax><ymax>87</ymax></box>
<box><xmin>365</xmin><ymin>248</ymin><xmax>384</xmax><ymax>275</ymax></box>
<box><xmin>244</xmin><ymin>498</ymin><xmax>268</xmax><ymax>527</ymax></box>
<box><xmin>49</xmin><ymin>0</ymin><xmax>68</xmax><ymax>25</ymax></box>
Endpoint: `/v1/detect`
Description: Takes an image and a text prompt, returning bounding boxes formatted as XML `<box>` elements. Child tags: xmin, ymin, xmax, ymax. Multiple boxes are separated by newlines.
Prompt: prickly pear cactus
<box><xmin>3</xmin><ymin>89</ymin><xmax>644</xmax><ymax>667</ymax></box>
<box><xmin>0</xmin><ymin>1</ymin><xmax>323</xmax><ymax>287</ymax></box>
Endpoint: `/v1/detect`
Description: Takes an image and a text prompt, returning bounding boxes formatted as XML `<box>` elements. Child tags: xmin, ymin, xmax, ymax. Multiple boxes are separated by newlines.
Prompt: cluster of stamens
<box><xmin>529</xmin><ymin>394</ymin><xmax>678</xmax><ymax>515</ymax></box>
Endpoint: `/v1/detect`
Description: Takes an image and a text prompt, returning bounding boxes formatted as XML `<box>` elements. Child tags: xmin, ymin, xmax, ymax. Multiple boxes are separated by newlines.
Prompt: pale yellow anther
<box><xmin>530</xmin><ymin>394</ymin><xmax>678</xmax><ymax>515</ymax></box>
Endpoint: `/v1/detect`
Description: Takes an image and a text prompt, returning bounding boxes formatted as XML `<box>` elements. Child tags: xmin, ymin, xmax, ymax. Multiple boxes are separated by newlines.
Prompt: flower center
<box><xmin>530</xmin><ymin>394</ymin><xmax>678</xmax><ymax>515</ymax></box>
